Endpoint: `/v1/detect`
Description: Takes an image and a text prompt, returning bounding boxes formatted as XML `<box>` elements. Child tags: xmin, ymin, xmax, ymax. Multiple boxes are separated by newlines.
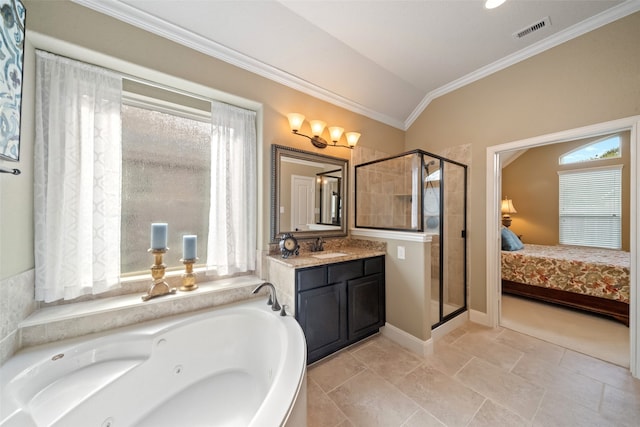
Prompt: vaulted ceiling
<box><xmin>74</xmin><ymin>0</ymin><xmax>639</xmax><ymax>129</ymax></box>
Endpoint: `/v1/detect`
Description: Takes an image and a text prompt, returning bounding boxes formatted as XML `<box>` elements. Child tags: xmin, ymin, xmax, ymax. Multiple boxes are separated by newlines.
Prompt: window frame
<box><xmin>31</xmin><ymin>35</ymin><xmax>264</xmax><ymax>302</ymax></box>
<box><xmin>558</xmin><ymin>164</ymin><xmax>623</xmax><ymax>249</ymax></box>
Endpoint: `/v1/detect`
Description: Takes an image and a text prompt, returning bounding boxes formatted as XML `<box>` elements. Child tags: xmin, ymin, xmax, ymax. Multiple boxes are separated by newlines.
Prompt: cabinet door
<box><xmin>348</xmin><ymin>274</ymin><xmax>385</xmax><ymax>340</ymax></box>
<box><xmin>297</xmin><ymin>282</ymin><xmax>347</xmax><ymax>363</ymax></box>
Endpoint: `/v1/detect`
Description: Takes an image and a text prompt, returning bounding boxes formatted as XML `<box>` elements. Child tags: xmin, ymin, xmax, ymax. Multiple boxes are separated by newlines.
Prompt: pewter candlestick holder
<box><xmin>142</xmin><ymin>248</ymin><xmax>177</xmax><ymax>301</ymax></box>
<box><xmin>180</xmin><ymin>257</ymin><xmax>198</xmax><ymax>292</ymax></box>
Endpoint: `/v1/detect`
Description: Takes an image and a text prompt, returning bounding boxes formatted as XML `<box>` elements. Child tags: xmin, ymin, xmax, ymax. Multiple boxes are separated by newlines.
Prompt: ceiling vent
<box><xmin>513</xmin><ymin>16</ymin><xmax>551</xmax><ymax>39</ymax></box>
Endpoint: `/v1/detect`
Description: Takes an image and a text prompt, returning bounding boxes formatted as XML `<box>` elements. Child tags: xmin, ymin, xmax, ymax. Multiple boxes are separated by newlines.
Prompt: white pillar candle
<box><xmin>183</xmin><ymin>235</ymin><xmax>197</xmax><ymax>260</ymax></box>
<box><xmin>150</xmin><ymin>223</ymin><xmax>168</xmax><ymax>250</ymax></box>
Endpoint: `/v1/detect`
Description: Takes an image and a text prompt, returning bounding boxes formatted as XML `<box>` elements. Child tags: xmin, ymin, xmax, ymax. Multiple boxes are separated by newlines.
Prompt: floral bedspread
<box><xmin>501</xmin><ymin>244</ymin><xmax>630</xmax><ymax>303</ymax></box>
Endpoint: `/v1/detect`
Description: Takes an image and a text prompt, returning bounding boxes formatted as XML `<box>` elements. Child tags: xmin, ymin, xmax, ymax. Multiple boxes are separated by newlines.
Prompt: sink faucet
<box><xmin>311</xmin><ymin>237</ymin><xmax>325</xmax><ymax>252</ymax></box>
<box><xmin>252</xmin><ymin>282</ymin><xmax>281</xmax><ymax>311</ymax></box>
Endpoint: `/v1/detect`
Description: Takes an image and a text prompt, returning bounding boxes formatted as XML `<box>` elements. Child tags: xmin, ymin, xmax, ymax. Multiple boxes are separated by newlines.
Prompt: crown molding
<box><xmin>71</xmin><ymin>0</ymin><xmax>404</xmax><ymax>129</ymax></box>
<box><xmin>73</xmin><ymin>0</ymin><xmax>639</xmax><ymax>131</ymax></box>
<box><xmin>405</xmin><ymin>0</ymin><xmax>640</xmax><ymax>129</ymax></box>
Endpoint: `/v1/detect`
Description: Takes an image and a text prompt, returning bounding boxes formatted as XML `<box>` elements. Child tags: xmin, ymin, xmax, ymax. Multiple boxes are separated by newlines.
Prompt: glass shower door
<box><xmin>429</xmin><ymin>156</ymin><xmax>467</xmax><ymax>328</ymax></box>
<box><xmin>441</xmin><ymin>161</ymin><xmax>467</xmax><ymax>321</ymax></box>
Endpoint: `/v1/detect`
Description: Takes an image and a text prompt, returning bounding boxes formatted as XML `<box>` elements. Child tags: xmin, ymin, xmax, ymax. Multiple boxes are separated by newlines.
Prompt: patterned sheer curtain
<box><xmin>207</xmin><ymin>101</ymin><xmax>257</xmax><ymax>275</ymax></box>
<box><xmin>34</xmin><ymin>50</ymin><xmax>122</xmax><ymax>302</ymax></box>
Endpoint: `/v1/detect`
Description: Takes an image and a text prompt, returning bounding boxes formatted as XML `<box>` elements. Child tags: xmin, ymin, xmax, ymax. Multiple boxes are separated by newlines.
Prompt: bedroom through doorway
<box><xmin>498</xmin><ymin>131</ymin><xmax>631</xmax><ymax>367</ymax></box>
<box><xmin>486</xmin><ymin>116</ymin><xmax>640</xmax><ymax>377</ymax></box>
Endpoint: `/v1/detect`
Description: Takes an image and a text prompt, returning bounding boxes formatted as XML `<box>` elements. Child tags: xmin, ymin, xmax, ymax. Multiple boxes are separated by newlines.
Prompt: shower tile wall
<box><xmin>354</xmin><ymin>153</ymin><xmax>417</xmax><ymax>229</ymax></box>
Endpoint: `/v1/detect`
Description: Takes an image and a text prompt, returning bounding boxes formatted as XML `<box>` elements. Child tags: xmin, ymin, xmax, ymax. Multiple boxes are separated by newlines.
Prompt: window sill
<box><xmin>18</xmin><ymin>275</ymin><xmax>264</xmax><ymax>350</ymax></box>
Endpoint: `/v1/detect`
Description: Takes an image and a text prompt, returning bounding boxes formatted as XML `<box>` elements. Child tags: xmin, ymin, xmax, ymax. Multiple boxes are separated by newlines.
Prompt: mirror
<box><xmin>271</xmin><ymin>145</ymin><xmax>348</xmax><ymax>242</ymax></box>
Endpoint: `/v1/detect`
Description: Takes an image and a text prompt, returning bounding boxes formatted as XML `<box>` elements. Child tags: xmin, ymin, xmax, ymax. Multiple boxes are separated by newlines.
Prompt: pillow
<box><xmin>501</xmin><ymin>226</ymin><xmax>524</xmax><ymax>251</ymax></box>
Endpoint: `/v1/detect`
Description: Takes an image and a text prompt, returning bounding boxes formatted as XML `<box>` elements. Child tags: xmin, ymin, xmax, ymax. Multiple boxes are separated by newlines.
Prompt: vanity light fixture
<box><xmin>287</xmin><ymin>113</ymin><xmax>360</xmax><ymax>149</ymax></box>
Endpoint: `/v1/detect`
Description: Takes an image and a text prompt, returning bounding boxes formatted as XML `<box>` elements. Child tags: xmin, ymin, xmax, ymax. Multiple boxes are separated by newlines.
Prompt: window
<box><xmin>558</xmin><ymin>166</ymin><xmax>622</xmax><ymax>249</ymax></box>
<box><xmin>35</xmin><ymin>49</ymin><xmax>258</xmax><ymax>301</ymax></box>
<box><xmin>559</xmin><ymin>134</ymin><xmax>621</xmax><ymax>165</ymax></box>
<box><xmin>121</xmin><ymin>97</ymin><xmax>213</xmax><ymax>274</ymax></box>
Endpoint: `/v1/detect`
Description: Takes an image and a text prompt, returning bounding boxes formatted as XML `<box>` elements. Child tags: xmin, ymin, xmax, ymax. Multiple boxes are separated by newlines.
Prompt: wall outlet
<box><xmin>397</xmin><ymin>246</ymin><xmax>405</xmax><ymax>260</ymax></box>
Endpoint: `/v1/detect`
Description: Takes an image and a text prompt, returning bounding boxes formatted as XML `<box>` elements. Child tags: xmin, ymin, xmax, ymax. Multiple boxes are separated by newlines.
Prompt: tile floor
<box><xmin>306</xmin><ymin>322</ymin><xmax>640</xmax><ymax>427</ymax></box>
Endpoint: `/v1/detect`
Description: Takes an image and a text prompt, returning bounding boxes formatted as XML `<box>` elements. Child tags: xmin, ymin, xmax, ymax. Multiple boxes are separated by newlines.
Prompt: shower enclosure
<box><xmin>355</xmin><ymin>150</ymin><xmax>467</xmax><ymax>328</ymax></box>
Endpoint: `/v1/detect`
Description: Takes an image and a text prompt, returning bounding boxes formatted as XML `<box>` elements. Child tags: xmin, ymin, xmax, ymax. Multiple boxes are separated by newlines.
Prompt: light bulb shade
<box><xmin>287</xmin><ymin>113</ymin><xmax>305</xmax><ymax>132</ymax></box>
<box><xmin>329</xmin><ymin>126</ymin><xmax>344</xmax><ymax>143</ymax></box>
<box><xmin>501</xmin><ymin>199</ymin><xmax>517</xmax><ymax>215</ymax></box>
<box><xmin>345</xmin><ymin>132</ymin><xmax>360</xmax><ymax>147</ymax></box>
<box><xmin>309</xmin><ymin>120</ymin><xmax>326</xmax><ymax>137</ymax></box>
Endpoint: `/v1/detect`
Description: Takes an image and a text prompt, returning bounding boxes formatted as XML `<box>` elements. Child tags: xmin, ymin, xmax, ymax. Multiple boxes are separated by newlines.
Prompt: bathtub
<box><xmin>0</xmin><ymin>298</ymin><xmax>307</xmax><ymax>427</ymax></box>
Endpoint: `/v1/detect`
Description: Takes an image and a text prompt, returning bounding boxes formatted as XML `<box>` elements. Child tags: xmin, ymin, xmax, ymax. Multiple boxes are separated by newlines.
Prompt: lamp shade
<box><xmin>501</xmin><ymin>199</ymin><xmax>517</xmax><ymax>215</ymax></box>
<box><xmin>329</xmin><ymin>126</ymin><xmax>344</xmax><ymax>143</ymax></box>
<box><xmin>309</xmin><ymin>120</ymin><xmax>326</xmax><ymax>137</ymax></box>
<box><xmin>345</xmin><ymin>132</ymin><xmax>360</xmax><ymax>147</ymax></box>
<box><xmin>287</xmin><ymin>113</ymin><xmax>305</xmax><ymax>132</ymax></box>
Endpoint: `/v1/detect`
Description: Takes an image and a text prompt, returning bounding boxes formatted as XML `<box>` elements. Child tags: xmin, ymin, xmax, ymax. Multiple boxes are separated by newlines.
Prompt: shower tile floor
<box><xmin>306</xmin><ymin>322</ymin><xmax>640</xmax><ymax>427</ymax></box>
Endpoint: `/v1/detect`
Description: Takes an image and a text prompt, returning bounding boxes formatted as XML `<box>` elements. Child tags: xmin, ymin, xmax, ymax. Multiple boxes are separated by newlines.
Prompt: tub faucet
<box><xmin>252</xmin><ymin>282</ymin><xmax>281</xmax><ymax>311</ymax></box>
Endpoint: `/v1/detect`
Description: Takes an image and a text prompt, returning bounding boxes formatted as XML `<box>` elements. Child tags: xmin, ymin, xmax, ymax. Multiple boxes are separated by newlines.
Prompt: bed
<box><xmin>501</xmin><ymin>244</ymin><xmax>630</xmax><ymax>326</ymax></box>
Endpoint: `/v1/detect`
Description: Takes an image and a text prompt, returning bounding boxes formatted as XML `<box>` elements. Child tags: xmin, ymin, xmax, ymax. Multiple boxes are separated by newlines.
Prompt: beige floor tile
<box><xmin>328</xmin><ymin>369</ymin><xmax>418</xmax><ymax>427</ymax></box>
<box><xmin>403</xmin><ymin>409</ymin><xmax>447</xmax><ymax>427</ymax></box>
<box><xmin>424</xmin><ymin>341</ymin><xmax>474</xmax><ymax>377</ymax></box>
<box><xmin>452</xmin><ymin>332</ymin><xmax>523</xmax><ymax>370</ymax></box>
<box><xmin>308</xmin><ymin>351</ymin><xmax>366</xmax><ymax>393</ymax></box>
<box><xmin>459</xmin><ymin>322</ymin><xmax>505</xmax><ymax>340</ymax></box>
<box><xmin>467</xmin><ymin>399</ymin><xmax>529</xmax><ymax>427</ymax></box>
<box><xmin>560</xmin><ymin>349</ymin><xmax>640</xmax><ymax>394</ymax></box>
<box><xmin>396</xmin><ymin>364</ymin><xmax>485</xmax><ymax>427</ymax></box>
<box><xmin>439</xmin><ymin>326</ymin><xmax>467</xmax><ymax>345</ymax></box>
<box><xmin>495</xmin><ymin>328</ymin><xmax>565</xmax><ymax>365</ymax></box>
<box><xmin>455</xmin><ymin>357</ymin><xmax>544</xmax><ymax>420</ymax></box>
<box><xmin>351</xmin><ymin>336</ymin><xmax>423</xmax><ymax>384</ymax></box>
<box><xmin>600</xmin><ymin>384</ymin><xmax>640</xmax><ymax>427</ymax></box>
<box><xmin>307</xmin><ymin>377</ymin><xmax>347</xmax><ymax>427</ymax></box>
<box><xmin>511</xmin><ymin>354</ymin><xmax>604</xmax><ymax>409</ymax></box>
<box><xmin>533</xmin><ymin>391</ymin><xmax>617</xmax><ymax>427</ymax></box>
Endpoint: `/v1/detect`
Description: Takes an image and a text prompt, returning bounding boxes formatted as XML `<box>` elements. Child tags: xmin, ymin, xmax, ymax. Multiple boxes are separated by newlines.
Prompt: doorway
<box><xmin>485</xmin><ymin>116</ymin><xmax>640</xmax><ymax>377</ymax></box>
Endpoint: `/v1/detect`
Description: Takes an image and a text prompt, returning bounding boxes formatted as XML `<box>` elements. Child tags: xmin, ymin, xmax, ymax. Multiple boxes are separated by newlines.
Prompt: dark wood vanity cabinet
<box><xmin>295</xmin><ymin>256</ymin><xmax>385</xmax><ymax>364</ymax></box>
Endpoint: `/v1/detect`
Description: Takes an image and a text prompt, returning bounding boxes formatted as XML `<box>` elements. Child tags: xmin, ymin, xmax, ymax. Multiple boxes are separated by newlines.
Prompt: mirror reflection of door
<box><xmin>317</xmin><ymin>171</ymin><xmax>341</xmax><ymax>225</ymax></box>
<box><xmin>291</xmin><ymin>175</ymin><xmax>315</xmax><ymax>231</ymax></box>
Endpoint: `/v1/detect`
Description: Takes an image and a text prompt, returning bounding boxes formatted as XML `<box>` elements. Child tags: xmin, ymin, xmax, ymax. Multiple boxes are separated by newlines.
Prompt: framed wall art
<box><xmin>0</xmin><ymin>0</ymin><xmax>25</xmax><ymax>161</ymax></box>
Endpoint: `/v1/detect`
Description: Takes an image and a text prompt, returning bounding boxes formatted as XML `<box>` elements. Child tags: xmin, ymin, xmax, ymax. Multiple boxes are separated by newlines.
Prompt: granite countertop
<box><xmin>267</xmin><ymin>246</ymin><xmax>386</xmax><ymax>269</ymax></box>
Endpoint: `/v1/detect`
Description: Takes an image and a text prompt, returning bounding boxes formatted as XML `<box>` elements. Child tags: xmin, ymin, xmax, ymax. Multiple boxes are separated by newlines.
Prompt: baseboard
<box><xmin>469</xmin><ymin>309</ymin><xmax>490</xmax><ymax>326</ymax></box>
<box><xmin>381</xmin><ymin>322</ymin><xmax>433</xmax><ymax>356</ymax></box>
<box><xmin>432</xmin><ymin>310</ymin><xmax>468</xmax><ymax>340</ymax></box>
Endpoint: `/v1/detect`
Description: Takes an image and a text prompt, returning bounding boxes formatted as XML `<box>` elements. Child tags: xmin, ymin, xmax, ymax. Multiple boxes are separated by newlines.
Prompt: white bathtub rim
<box><xmin>0</xmin><ymin>298</ymin><xmax>307</xmax><ymax>427</ymax></box>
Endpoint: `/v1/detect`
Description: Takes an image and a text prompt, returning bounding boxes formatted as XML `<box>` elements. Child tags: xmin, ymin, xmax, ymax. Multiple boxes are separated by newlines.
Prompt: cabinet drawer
<box><xmin>328</xmin><ymin>260</ymin><xmax>363</xmax><ymax>283</ymax></box>
<box><xmin>296</xmin><ymin>266</ymin><xmax>327</xmax><ymax>292</ymax></box>
<box><xmin>364</xmin><ymin>256</ymin><xmax>384</xmax><ymax>276</ymax></box>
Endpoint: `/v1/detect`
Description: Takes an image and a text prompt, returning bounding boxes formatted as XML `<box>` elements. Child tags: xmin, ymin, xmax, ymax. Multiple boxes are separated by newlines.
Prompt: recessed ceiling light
<box><xmin>485</xmin><ymin>0</ymin><xmax>507</xmax><ymax>9</ymax></box>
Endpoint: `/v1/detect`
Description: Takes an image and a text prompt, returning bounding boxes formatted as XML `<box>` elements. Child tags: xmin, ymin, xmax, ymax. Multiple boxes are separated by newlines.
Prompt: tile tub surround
<box><xmin>14</xmin><ymin>275</ymin><xmax>266</xmax><ymax>350</ymax></box>
<box><xmin>0</xmin><ymin>269</ymin><xmax>37</xmax><ymax>366</ymax></box>
<box><xmin>307</xmin><ymin>323</ymin><xmax>640</xmax><ymax>427</ymax></box>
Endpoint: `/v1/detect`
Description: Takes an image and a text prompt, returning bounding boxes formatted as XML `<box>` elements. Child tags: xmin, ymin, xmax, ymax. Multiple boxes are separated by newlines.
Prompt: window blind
<box><xmin>558</xmin><ymin>165</ymin><xmax>622</xmax><ymax>249</ymax></box>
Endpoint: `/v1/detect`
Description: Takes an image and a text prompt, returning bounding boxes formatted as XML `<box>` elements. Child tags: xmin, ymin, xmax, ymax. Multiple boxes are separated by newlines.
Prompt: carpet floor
<box><xmin>500</xmin><ymin>294</ymin><xmax>630</xmax><ymax>368</ymax></box>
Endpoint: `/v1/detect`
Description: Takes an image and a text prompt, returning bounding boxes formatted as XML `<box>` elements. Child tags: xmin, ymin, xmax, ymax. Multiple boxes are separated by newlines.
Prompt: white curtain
<box><xmin>207</xmin><ymin>101</ymin><xmax>257</xmax><ymax>276</ymax></box>
<box><xmin>34</xmin><ymin>51</ymin><xmax>122</xmax><ymax>302</ymax></box>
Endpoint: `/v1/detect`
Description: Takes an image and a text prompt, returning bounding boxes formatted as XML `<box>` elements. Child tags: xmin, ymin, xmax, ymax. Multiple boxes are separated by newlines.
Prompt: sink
<box><xmin>310</xmin><ymin>252</ymin><xmax>348</xmax><ymax>259</ymax></box>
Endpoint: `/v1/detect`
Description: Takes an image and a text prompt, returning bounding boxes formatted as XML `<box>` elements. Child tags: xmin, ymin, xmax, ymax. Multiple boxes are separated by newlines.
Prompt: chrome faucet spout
<box><xmin>252</xmin><ymin>282</ymin><xmax>281</xmax><ymax>311</ymax></box>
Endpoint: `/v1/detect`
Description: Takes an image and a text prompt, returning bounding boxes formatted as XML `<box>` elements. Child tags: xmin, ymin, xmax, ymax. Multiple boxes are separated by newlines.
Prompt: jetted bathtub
<box><xmin>0</xmin><ymin>298</ymin><xmax>307</xmax><ymax>427</ymax></box>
